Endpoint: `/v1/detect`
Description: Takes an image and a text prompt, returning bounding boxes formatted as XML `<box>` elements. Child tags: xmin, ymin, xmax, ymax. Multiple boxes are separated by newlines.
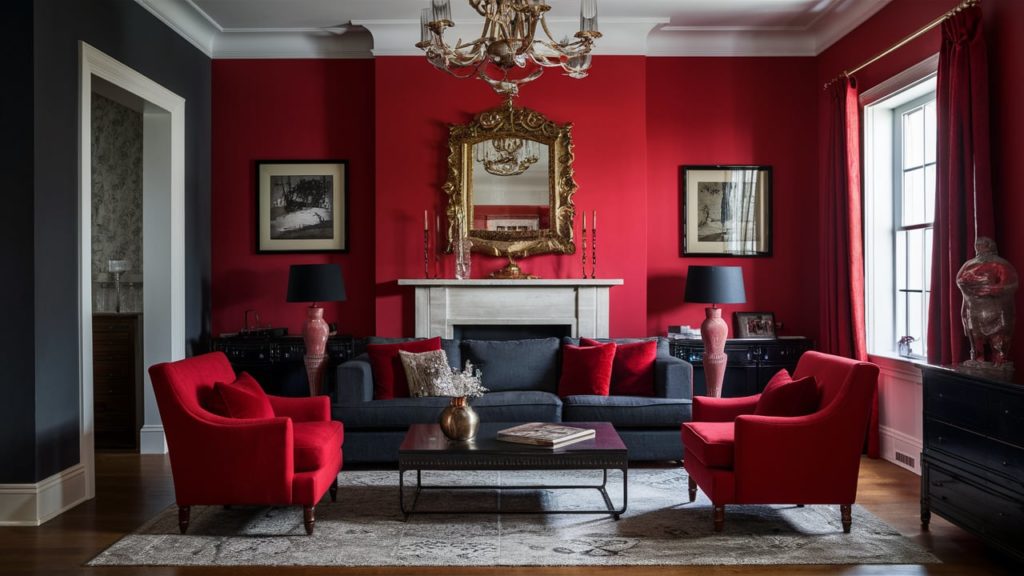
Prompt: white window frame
<box><xmin>862</xmin><ymin>55</ymin><xmax>938</xmax><ymax>360</ymax></box>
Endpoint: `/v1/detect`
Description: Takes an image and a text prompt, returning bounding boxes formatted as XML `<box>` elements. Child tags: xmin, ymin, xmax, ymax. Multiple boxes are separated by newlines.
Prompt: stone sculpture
<box><xmin>956</xmin><ymin>237</ymin><xmax>1018</xmax><ymax>370</ymax></box>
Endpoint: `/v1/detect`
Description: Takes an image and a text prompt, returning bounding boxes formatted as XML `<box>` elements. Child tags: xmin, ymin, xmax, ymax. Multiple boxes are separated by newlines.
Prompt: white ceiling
<box><xmin>136</xmin><ymin>0</ymin><xmax>892</xmax><ymax>59</ymax></box>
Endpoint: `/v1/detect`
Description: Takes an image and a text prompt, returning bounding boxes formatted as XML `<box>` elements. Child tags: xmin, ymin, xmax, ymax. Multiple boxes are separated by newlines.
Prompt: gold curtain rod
<box><xmin>824</xmin><ymin>0</ymin><xmax>978</xmax><ymax>89</ymax></box>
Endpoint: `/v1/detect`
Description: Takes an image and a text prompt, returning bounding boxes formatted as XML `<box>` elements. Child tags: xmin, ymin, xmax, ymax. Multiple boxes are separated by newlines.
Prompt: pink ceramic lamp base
<box><xmin>302</xmin><ymin>305</ymin><xmax>330</xmax><ymax>396</ymax></box>
<box><xmin>701</xmin><ymin>307</ymin><xmax>729</xmax><ymax>398</ymax></box>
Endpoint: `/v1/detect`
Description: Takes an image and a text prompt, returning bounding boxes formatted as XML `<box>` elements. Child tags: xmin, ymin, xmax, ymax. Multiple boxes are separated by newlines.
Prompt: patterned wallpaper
<box><xmin>91</xmin><ymin>93</ymin><xmax>143</xmax><ymax>312</ymax></box>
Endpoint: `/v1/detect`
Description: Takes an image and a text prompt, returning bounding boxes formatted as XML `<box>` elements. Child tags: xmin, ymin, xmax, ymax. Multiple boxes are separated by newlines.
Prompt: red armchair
<box><xmin>148</xmin><ymin>352</ymin><xmax>343</xmax><ymax>535</ymax></box>
<box><xmin>681</xmin><ymin>351</ymin><xmax>879</xmax><ymax>532</ymax></box>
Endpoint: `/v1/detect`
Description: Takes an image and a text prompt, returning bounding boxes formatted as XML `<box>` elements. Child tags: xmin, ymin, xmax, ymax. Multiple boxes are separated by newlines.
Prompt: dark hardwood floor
<box><xmin>0</xmin><ymin>453</ymin><xmax>1019</xmax><ymax>575</ymax></box>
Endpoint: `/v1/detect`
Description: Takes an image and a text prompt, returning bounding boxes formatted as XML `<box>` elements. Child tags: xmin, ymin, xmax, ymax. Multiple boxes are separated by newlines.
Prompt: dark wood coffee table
<box><xmin>398</xmin><ymin>421</ymin><xmax>628</xmax><ymax>520</ymax></box>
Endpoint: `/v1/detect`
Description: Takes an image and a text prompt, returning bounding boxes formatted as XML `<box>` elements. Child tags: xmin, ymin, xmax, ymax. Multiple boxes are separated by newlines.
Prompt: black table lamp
<box><xmin>684</xmin><ymin>265</ymin><xmax>746</xmax><ymax>397</ymax></box>
<box><xmin>287</xmin><ymin>264</ymin><xmax>346</xmax><ymax>395</ymax></box>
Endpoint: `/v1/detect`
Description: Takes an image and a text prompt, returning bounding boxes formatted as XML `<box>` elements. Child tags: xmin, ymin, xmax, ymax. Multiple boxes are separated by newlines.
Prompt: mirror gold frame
<box><xmin>444</xmin><ymin>99</ymin><xmax>577</xmax><ymax>278</ymax></box>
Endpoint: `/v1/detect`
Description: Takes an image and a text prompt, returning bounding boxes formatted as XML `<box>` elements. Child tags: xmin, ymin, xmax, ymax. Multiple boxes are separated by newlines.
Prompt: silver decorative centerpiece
<box><xmin>956</xmin><ymin>237</ymin><xmax>1018</xmax><ymax>376</ymax></box>
<box><xmin>439</xmin><ymin>361</ymin><xmax>487</xmax><ymax>441</ymax></box>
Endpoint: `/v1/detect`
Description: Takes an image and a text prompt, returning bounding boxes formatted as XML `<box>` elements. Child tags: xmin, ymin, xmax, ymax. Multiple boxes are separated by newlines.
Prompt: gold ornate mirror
<box><xmin>444</xmin><ymin>99</ymin><xmax>577</xmax><ymax>279</ymax></box>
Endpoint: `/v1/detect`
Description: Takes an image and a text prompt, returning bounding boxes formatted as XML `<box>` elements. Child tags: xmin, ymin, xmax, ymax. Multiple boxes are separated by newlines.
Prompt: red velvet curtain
<box><xmin>928</xmin><ymin>4</ymin><xmax>995</xmax><ymax>366</ymax></box>
<box><xmin>822</xmin><ymin>76</ymin><xmax>876</xmax><ymax>457</ymax></box>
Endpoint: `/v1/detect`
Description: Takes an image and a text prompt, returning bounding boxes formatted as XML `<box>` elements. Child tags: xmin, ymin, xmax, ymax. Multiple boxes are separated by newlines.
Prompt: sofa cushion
<box><xmin>399</xmin><ymin>349</ymin><xmax>454</xmax><ymax>397</ymax></box>
<box><xmin>682</xmin><ymin>421</ymin><xmax>735</xmax><ymax>468</ymax></box>
<box><xmin>461</xmin><ymin>338</ymin><xmax>560</xmax><ymax>393</ymax></box>
<box><xmin>367</xmin><ymin>337</ymin><xmax>442</xmax><ymax>400</ymax></box>
<box><xmin>562</xmin><ymin>395</ymin><xmax>692</xmax><ymax>427</ymax></box>
<box><xmin>368</xmin><ymin>337</ymin><xmax>461</xmax><ymax>370</ymax></box>
<box><xmin>582</xmin><ymin>337</ymin><xmax>657</xmax><ymax>396</ymax></box>
<box><xmin>564</xmin><ymin>336</ymin><xmax>669</xmax><ymax>359</ymax></box>
<box><xmin>293</xmin><ymin>420</ymin><xmax>344</xmax><ymax>473</ymax></box>
<box><xmin>559</xmin><ymin>342</ymin><xmax>616</xmax><ymax>397</ymax></box>
<box><xmin>332</xmin><ymin>391</ymin><xmax>562</xmax><ymax>429</ymax></box>
<box><xmin>754</xmin><ymin>369</ymin><xmax>819</xmax><ymax>417</ymax></box>
<box><xmin>214</xmin><ymin>372</ymin><xmax>274</xmax><ymax>419</ymax></box>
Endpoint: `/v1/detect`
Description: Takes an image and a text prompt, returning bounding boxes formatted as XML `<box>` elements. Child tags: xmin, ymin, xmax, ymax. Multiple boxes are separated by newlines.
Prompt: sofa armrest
<box><xmin>655</xmin><ymin>355</ymin><xmax>692</xmax><ymax>400</ymax></box>
<box><xmin>333</xmin><ymin>354</ymin><xmax>373</xmax><ymax>404</ymax></box>
<box><xmin>268</xmin><ymin>395</ymin><xmax>330</xmax><ymax>422</ymax></box>
<box><xmin>692</xmin><ymin>395</ymin><xmax>760</xmax><ymax>422</ymax></box>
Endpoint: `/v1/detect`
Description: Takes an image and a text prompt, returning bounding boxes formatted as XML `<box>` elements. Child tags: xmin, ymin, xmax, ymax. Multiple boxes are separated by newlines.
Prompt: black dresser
<box><xmin>669</xmin><ymin>337</ymin><xmax>813</xmax><ymax>397</ymax></box>
<box><xmin>211</xmin><ymin>335</ymin><xmax>362</xmax><ymax>397</ymax></box>
<box><xmin>920</xmin><ymin>364</ymin><xmax>1024</xmax><ymax>562</ymax></box>
<box><xmin>93</xmin><ymin>313</ymin><xmax>143</xmax><ymax>451</ymax></box>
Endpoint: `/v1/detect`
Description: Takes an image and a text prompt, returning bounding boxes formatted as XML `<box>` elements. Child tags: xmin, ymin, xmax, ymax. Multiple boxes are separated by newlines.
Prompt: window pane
<box><xmin>907</xmin><ymin>228</ymin><xmax>925</xmax><ymax>290</ymax></box>
<box><xmin>925</xmin><ymin>101</ymin><xmax>936</xmax><ymax>164</ymax></box>
<box><xmin>924</xmin><ymin>227</ymin><xmax>933</xmax><ymax>287</ymax></box>
<box><xmin>904</xmin><ymin>108</ymin><xmax>924</xmax><ymax>168</ymax></box>
<box><xmin>908</xmin><ymin>291</ymin><xmax>924</xmax><ymax>348</ymax></box>
<box><xmin>924</xmin><ymin>164</ymin><xmax>936</xmax><ymax>224</ymax></box>
<box><xmin>903</xmin><ymin>168</ymin><xmax>925</xmax><ymax>225</ymax></box>
<box><xmin>896</xmin><ymin>230</ymin><xmax>907</xmax><ymax>290</ymax></box>
<box><xmin>896</xmin><ymin>290</ymin><xmax>908</xmax><ymax>347</ymax></box>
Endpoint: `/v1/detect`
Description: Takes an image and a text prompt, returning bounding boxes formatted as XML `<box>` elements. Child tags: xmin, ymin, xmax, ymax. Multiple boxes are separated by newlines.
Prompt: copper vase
<box><xmin>439</xmin><ymin>396</ymin><xmax>479</xmax><ymax>441</ymax></box>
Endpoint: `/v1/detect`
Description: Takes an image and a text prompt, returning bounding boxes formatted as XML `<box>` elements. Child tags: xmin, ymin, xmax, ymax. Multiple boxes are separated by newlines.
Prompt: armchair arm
<box><xmin>654</xmin><ymin>356</ymin><xmax>692</xmax><ymax>399</ymax></box>
<box><xmin>334</xmin><ymin>354</ymin><xmax>374</xmax><ymax>404</ymax></box>
<box><xmin>692</xmin><ymin>395</ymin><xmax>760</xmax><ymax>422</ymax></box>
<box><xmin>732</xmin><ymin>411</ymin><xmax>867</xmax><ymax>503</ymax></box>
<box><xmin>169</xmin><ymin>414</ymin><xmax>294</xmax><ymax>505</ymax></box>
<box><xmin>268</xmin><ymin>395</ymin><xmax>330</xmax><ymax>422</ymax></box>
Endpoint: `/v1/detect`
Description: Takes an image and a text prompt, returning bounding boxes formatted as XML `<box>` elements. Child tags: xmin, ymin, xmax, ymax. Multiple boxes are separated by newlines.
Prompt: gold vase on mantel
<box><xmin>439</xmin><ymin>396</ymin><xmax>479</xmax><ymax>441</ymax></box>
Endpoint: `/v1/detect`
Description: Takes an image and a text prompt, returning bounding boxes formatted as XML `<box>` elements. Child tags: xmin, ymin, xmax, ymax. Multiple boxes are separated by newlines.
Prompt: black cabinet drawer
<box><xmin>926</xmin><ymin>420</ymin><xmax>1024</xmax><ymax>487</ymax></box>
<box><xmin>924</xmin><ymin>375</ymin><xmax>991</xmax><ymax>432</ymax></box>
<box><xmin>989</xmin><ymin>386</ymin><xmax>1024</xmax><ymax>445</ymax></box>
<box><xmin>925</xmin><ymin>462</ymin><xmax>1024</xmax><ymax>552</ymax></box>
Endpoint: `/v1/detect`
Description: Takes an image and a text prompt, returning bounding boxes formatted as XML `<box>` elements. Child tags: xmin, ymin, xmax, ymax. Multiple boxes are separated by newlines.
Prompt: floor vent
<box><xmin>895</xmin><ymin>451</ymin><xmax>916</xmax><ymax>469</ymax></box>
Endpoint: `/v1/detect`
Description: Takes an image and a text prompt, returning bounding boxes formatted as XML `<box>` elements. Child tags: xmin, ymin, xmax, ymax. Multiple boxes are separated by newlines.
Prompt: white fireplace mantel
<box><xmin>397</xmin><ymin>279</ymin><xmax>624</xmax><ymax>339</ymax></box>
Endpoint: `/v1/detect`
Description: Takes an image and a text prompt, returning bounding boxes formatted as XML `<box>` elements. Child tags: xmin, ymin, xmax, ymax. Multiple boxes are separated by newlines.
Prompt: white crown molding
<box><xmin>138</xmin><ymin>0</ymin><xmax>893</xmax><ymax>59</ymax></box>
<box><xmin>134</xmin><ymin>0</ymin><xmax>219</xmax><ymax>58</ymax></box>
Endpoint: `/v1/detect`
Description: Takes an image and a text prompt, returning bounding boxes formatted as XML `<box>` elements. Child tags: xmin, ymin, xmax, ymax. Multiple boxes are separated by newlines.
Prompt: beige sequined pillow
<box><xmin>399</xmin><ymin>349</ymin><xmax>454</xmax><ymax>397</ymax></box>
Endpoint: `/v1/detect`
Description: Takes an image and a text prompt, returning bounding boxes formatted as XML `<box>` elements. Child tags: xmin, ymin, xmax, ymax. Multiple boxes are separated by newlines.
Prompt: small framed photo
<box><xmin>256</xmin><ymin>160</ymin><xmax>348</xmax><ymax>253</ymax></box>
<box><xmin>680</xmin><ymin>165</ymin><xmax>771</xmax><ymax>256</ymax></box>
<box><xmin>735</xmin><ymin>311</ymin><xmax>776</xmax><ymax>339</ymax></box>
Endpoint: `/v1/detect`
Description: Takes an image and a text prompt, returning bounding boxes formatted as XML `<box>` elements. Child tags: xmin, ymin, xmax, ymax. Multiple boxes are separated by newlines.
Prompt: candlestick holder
<box><xmin>434</xmin><ymin>215</ymin><xmax>442</xmax><ymax>278</ymax></box>
<box><xmin>423</xmin><ymin>229</ymin><xmax>430</xmax><ymax>278</ymax></box>
<box><xmin>581</xmin><ymin>220</ymin><xmax>588</xmax><ymax>279</ymax></box>
<box><xmin>591</xmin><ymin>226</ymin><xmax>597</xmax><ymax>279</ymax></box>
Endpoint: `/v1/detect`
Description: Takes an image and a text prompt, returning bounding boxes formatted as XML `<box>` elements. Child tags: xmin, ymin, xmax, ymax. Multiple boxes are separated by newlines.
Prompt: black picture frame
<box><xmin>255</xmin><ymin>160</ymin><xmax>349</xmax><ymax>253</ymax></box>
<box><xmin>680</xmin><ymin>165</ymin><xmax>772</xmax><ymax>257</ymax></box>
<box><xmin>735</xmin><ymin>311</ymin><xmax>777</xmax><ymax>339</ymax></box>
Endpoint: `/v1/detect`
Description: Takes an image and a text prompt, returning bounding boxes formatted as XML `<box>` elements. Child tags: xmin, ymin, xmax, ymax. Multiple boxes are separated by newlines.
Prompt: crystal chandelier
<box><xmin>416</xmin><ymin>0</ymin><xmax>601</xmax><ymax>97</ymax></box>
<box><xmin>474</xmin><ymin>137</ymin><xmax>540</xmax><ymax>176</ymax></box>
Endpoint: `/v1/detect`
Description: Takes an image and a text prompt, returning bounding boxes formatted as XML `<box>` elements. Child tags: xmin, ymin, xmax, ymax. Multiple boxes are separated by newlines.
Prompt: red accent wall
<box><xmin>211</xmin><ymin>59</ymin><xmax>376</xmax><ymax>337</ymax></box>
<box><xmin>645</xmin><ymin>57</ymin><xmax>819</xmax><ymax>338</ymax></box>
<box><xmin>371</xmin><ymin>56</ymin><xmax>650</xmax><ymax>337</ymax></box>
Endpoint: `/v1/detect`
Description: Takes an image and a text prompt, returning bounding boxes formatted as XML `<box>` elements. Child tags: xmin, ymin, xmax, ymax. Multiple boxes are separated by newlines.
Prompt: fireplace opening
<box><xmin>453</xmin><ymin>324</ymin><xmax>572</xmax><ymax>341</ymax></box>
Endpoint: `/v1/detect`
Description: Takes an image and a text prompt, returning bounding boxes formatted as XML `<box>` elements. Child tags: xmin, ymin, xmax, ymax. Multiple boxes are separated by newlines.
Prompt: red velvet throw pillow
<box><xmin>558</xmin><ymin>342</ymin><xmax>617</xmax><ymax>397</ymax></box>
<box><xmin>754</xmin><ymin>369</ymin><xmax>819</xmax><ymax>417</ymax></box>
<box><xmin>581</xmin><ymin>338</ymin><xmax>657</xmax><ymax>396</ymax></box>
<box><xmin>367</xmin><ymin>337</ymin><xmax>442</xmax><ymax>399</ymax></box>
<box><xmin>214</xmin><ymin>372</ymin><xmax>275</xmax><ymax>419</ymax></box>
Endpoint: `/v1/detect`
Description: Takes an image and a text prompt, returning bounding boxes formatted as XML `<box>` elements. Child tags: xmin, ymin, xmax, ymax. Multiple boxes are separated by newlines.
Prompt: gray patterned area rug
<box><xmin>89</xmin><ymin>468</ymin><xmax>937</xmax><ymax>567</ymax></box>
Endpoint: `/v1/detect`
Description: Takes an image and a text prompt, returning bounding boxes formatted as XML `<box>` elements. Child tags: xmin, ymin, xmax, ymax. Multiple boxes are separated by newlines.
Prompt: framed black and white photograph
<box><xmin>256</xmin><ymin>160</ymin><xmax>348</xmax><ymax>253</ymax></box>
<box><xmin>680</xmin><ymin>165</ymin><xmax>771</xmax><ymax>256</ymax></box>
<box><xmin>735</xmin><ymin>311</ymin><xmax>776</xmax><ymax>339</ymax></box>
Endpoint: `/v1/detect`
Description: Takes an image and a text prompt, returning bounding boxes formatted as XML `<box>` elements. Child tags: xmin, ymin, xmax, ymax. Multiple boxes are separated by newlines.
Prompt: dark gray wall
<box><xmin>0</xmin><ymin>0</ymin><xmax>211</xmax><ymax>483</ymax></box>
<box><xmin>0</xmin><ymin>0</ymin><xmax>38</xmax><ymax>482</ymax></box>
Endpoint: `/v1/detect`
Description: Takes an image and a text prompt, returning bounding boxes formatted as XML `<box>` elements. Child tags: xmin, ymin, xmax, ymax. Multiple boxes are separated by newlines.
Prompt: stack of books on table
<box><xmin>496</xmin><ymin>423</ymin><xmax>596</xmax><ymax>449</ymax></box>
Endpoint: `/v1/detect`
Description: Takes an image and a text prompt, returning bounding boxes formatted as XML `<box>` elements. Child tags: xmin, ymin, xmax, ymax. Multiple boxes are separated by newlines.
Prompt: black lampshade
<box><xmin>286</xmin><ymin>264</ymin><xmax>346</xmax><ymax>303</ymax></box>
<box><xmin>684</xmin><ymin>265</ymin><xmax>746</xmax><ymax>305</ymax></box>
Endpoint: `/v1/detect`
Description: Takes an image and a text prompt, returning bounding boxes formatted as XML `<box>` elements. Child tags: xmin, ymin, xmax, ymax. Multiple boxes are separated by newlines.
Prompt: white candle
<box><xmin>582</xmin><ymin>212</ymin><xmax>587</xmax><ymax>231</ymax></box>
<box><xmin>424</xmin><ymin>210</ymin><xmax>428</xmax><ymax>231</ymax></box>
<box><xmin>593</xmin><ymin>210</ymin><xmax>597</xmax><ymax>229</ymax></box>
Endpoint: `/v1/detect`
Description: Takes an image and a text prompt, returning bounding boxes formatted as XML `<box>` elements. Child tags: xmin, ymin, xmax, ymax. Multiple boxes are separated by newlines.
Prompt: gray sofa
<box><xmin>329</xmin><ymin>337</ymin><xmax>693</xmax><ymax>463</ymax></box>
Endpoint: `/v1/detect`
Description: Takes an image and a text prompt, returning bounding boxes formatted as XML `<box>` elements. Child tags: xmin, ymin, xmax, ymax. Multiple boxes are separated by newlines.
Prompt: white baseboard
<box><xmin>880</xmin><ymin>425</ymin><xmax>923</xmax><ymax>475</ymax></box>
<box><xmin>140</xmin><ymin>424</ymin><xmax>167</xmax><ymax>454</ymax></box>
<box><xmin>0</xmin><ymin>464</ymin><xmax>89</xmax><ymax>526</ymax></box>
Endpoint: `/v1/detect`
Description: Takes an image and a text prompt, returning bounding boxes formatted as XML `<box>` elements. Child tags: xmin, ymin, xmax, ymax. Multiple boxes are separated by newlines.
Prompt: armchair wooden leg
<box><xmin>178</xmin><ymin>506</ymin><xmax>190</xmax><ymax>534</ymax></box>
<box><xmin>303</xmin><ymin>505</ymin><xmax>316</xmax><ymax>535</ymax></box>
<box><xmin>713</xmin><ymin>505</ymin><xmax>725</xmax><ymax>532</ymax></box>
<box><xmin>329</xmin><ymin>477</ymin><xmax>338</xmax><ymax>502</ymax></box>
<box><xmin>687</xmin><ymin>476</ymin><xmax>697</xmax><ymax>503</ymax></box>
<box><xmin>840</xmin><ymin>504</ymin><xmax>852</xmax><ymax>533</ymax></box>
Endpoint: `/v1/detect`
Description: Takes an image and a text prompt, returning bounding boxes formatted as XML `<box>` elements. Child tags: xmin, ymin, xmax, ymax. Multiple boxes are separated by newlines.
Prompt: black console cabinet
<box><xmin>669</xmin><ymin>337</ymin><xmax>813</xmax><ymax>397</ymax></box>
<box><xmin>211</xmin><ymin>335</ymin><xmax>361</xmax><ymax>397</ymax></box>
<box><xmin>920</xmin><ymin>364</ymin><xmax>1024</xmax><ymax>562</ymax></box>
